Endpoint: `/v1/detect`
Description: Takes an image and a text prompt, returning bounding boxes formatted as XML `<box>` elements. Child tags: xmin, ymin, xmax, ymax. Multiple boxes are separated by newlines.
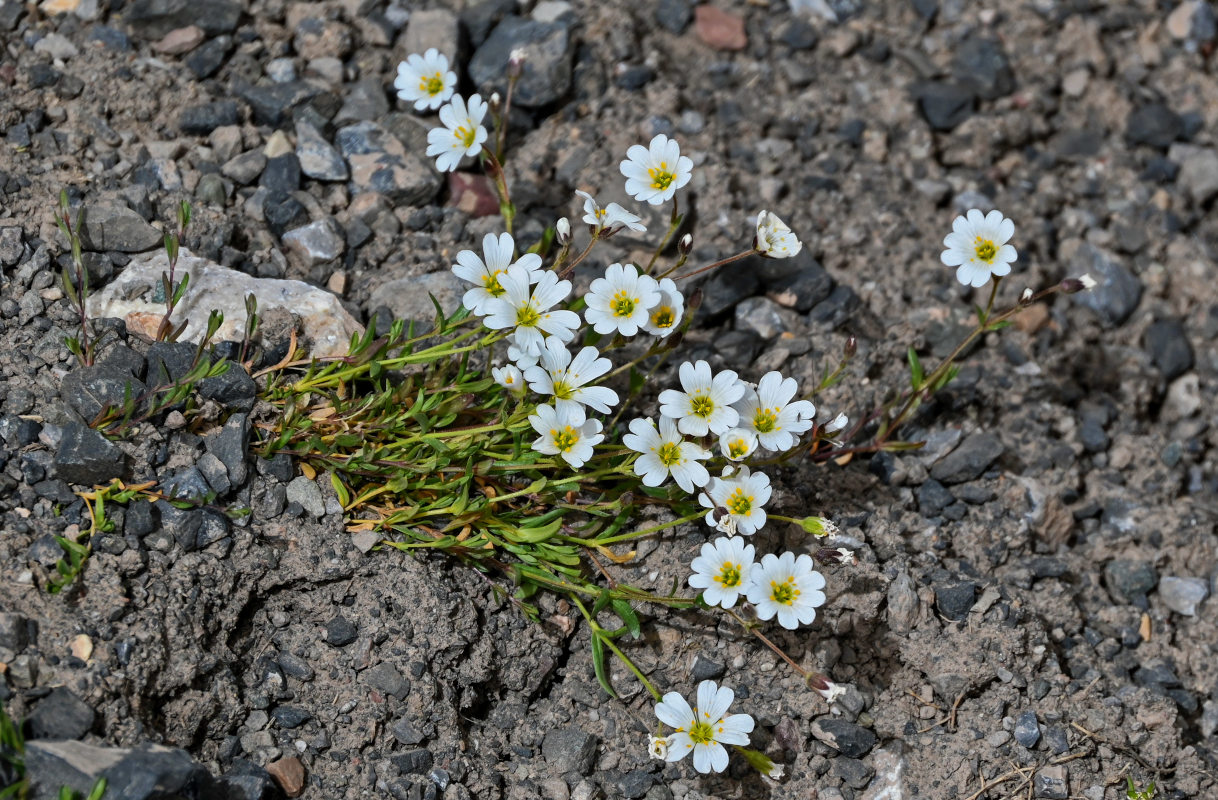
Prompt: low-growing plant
<box><xmin>0</xmin><ymin>703</ymin><xmax>106</xmax><ymax>799</ymax></box>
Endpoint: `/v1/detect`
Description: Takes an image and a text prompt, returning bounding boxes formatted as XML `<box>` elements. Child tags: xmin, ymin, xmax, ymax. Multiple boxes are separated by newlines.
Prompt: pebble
<box><xmin>391</xmin><ymin>749</ymin><xmax>434</xmax><ymax>776</ymax></box>
<box><xmin>363</xmin><ymin>662</ymin><xmax>410</xmax><ymax>698</ymax></box>
<box><xmin>1014</xmin><ymin>711</ymin><xmax>1040</xmax><ymax>748</ymax></box>
<box><xmin>913</xmin><ymin>81</ymin><xmax>974</xmax><ymax>131</ymax></box>
<box><xmin>1158</xmin><ymin>576</ymin><xmax>1208</xmax><ymax>616</ymax></box>
<box><xmin>655</xmin><ymin>0</ymin><xmax>692</xmax><ymax>34</ymax></box>
<box><xmin>285</xmin><ymin>476</ymin><xmax>326</xmax><ymax>518</ymax></box>
<box><xmin>934</xmin><ymin>580</ymin><xmax>976</xmax><ymax>621</ymax></box>
<box><xmin>195</xmin><ymin>173</ymin><xmax>226</xmax><ymax>206</ymax></box>
<box><xmin>401</xmin><ymin>8</ymin><xmax>461</xmax><ymax>62</ymax></box>
<box><xmin>541</xmin><ymin>726</ymin><xmax>598</xmax><ymax>775</ymax></box>
<box><xmin>185</xmin><ymin>35</ymin><xmax>231</xmax><ymax>78</ymax></box>
<box><xmin>266</xmin><ymin>57</ymin><xmax>297</xmax><ymax>83</ymax></box>
<box><xmin>951</xmin><ymin>37</ymin><xmax>1014</xmax><ymax>99</ymax></box>
<box><xmin>917</xmin><ymin>479</ymin><xmax>955</xmax><ymax>516</ymax></box>
<box><xmin>153</xmin><ymin>25</ymin><xmax>205</xmax><ymax>54</ymax></box>
<box><xmin>336</xmin><ymin>121</ymin><xmax>441</xmax><ymax>204</ymax></box>
<box><xmin>734</xmin><ymin>296</ymin><xmax>787</xmax><ymax>339</ymax></box>
<box><xmin>1143</xmin><ymin>318</ymin><xmax>1193</xmax><ymax>380</ymax></box>
<box><xmin>929</xmin><ymin>432</ymin><xmax>1004</xmax><ymax>484</ymax></box>
<box><xmin>28</xmin><ymin>687</ymin><xmax>96</xmax><ymax>740</ymax></box>
<box><xmin>271</xmin><ymin>706</ymin><xmax>313</xmax><ymax>729</ymax></box>
<box><xmin>179</xmin><ymin>100</ymin><xmax>240</xmax><ymax>135</ymax></box>
<box><xmin>54</xmin><ymin>423</ymin><xmax>126</xmax><ymax>485</ymax></box>
<box><xmin>694</xmin><ymin>5</ymin><xmax>746</xmax><ymax>50</ymax></box>
<box><xmin>1035</xmin><ymin>765</ymin><xmax>1068</xmax><ymax>799</ymax></box>
<box><xmin>295</xmin><ymin>120</ymin><xmax>348</xmax><ymax>181</ymax></box>
<box><xmin>368</xmin><ymin>271</ymin><xmax>466</xmax><ymax>325</ymax></box>
<box><xmin>1103</xmin><ymin>559</ymin><xmax>1157</xmax><ymax>604</ymax></box>
<box><xmin>1125</xmin><ymin>103</ymin><xmax>1183</xmax><ymax>149</ymax></box>
<box><xmin>277</xmin><ymin>652</ymin><xmax>315</xmax><ymax>681</ymax></box>
<box><xmin>1168</xmin><ymin>143</ymin><xmax>1218</xmax><ymax>206</ymax></box>
<box><xmin>469</xmin><ymin>16</ymin><xmax>575</xmax><ymax>108</ymax></box>
<box><xmin>266</xmin><ymin>756</ymin><xmax>306</xmax><ymax>798</ymax></box>
<box><xmin>689</xmin><ymin>654</ymin><xmax>726</xmax><ymax>681</ymax></box>
<box><xmin>1069</xmin><ymin>243</ymin><xmax>1142</xmax><ymax>326</ymax></box>
<box><xmin>77</xmin><ymin>203</ymin><xmax>162</xmax><ymax>252</ymax></box>
<box><xmin>237</xmin><ymin>81</ymin><xmax>320</xmax><ymax>127</ymax></box>
<box><xmin>811</xmin><ymin>719</ymin><xmax>877</xmax><ymax>758</ymax></box>
<box><xmin>34</xmin><ymin>33</ymin><xmax>79</xmax><ymax>60</ymax></box>
<box><xmin>282</xmin><ymin>218</ymin><xmax>345</xmax><ymax>268</ymax></box>
<box><xmin>324</xmin><ymin>615</ymin><xmax>358</xmax><ymax>647</ymax></box>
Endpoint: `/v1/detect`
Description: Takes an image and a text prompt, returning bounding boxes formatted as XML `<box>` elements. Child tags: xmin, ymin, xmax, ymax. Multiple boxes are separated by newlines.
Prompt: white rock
<box><xmin>1158</xmin><ymin>576</ymin><xmax>1208</xmax><ymax>616</ymax></box>
<box><xmin>85</xmin><ymin>248</ymin><xmax>362</xmax><ymax>358</ymax></box>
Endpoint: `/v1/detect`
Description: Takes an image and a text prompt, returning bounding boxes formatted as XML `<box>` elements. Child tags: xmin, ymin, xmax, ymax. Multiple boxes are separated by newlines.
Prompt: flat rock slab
<box><xmin>85</xmin><ymin>248</ymin><xmax>362</xmax><ymax>358</ymax></box>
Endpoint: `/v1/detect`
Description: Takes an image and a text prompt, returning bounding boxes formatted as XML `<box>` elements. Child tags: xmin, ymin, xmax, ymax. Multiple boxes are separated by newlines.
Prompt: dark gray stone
<box><xmin>1104</xmin><ymin>559</ymin><xmax>1157</xmax><ymax>603</ymax></box>
<box><xmin>220</xmin><ymin>759</ymin><xmax>276</xmax><ymax>800</ymax></box>
<box><xmin>469</xmin><ymin>16</ymin><xmax>574</xmax><ymax>108</ymax></box>
<box><xmin>1014</xmin><ymin>711</ymin><xmax>1040</xmax><ymax>748</ymax></box>
<box><xmin>930</xmin><ymin>432</ymin><xmax>1004</xmax><ymax>484</ymax></box>
<box><xmin>917</xmin><ymin>478</ymin><xmax>954</xmax><ymax>516</ymax></box>
<box><xmin>541</xmin><ymin>725</ymin><xmax>598</xmax><ymax>774</ymax></box>
<box><xmin>155</xmin><ymin>500</ymin><xmax>203</xmax><ymax>551</ymax></box>
<box><xmin>196</xmin><ymin>452</ymin><xmax>231</xmax><ymax>496</ymax></box>
<box><xmin>185</xmin><ymin>35</ymin><xmax>232</xmax><ymax>79</ymax></box>
<box><xmin>689</xmin><ymin>654</ymin><xmax>726</xmax><ymax>681</ymax></box>
<box><xmin>325</xmin><ymin>615</ymin><xmax>358</xmax><ymax>647</ymax></box>
<box><xmin>700</xmin><ymin>264</ymin><xmax>760</xmax><ymax>318</ymax></box>
<box><xmin>123</xmin><ymin>0</ymin><xmax>242</xmax><ymax>38</ymax></box>
<box><xmin>831</xmin><ymin>756</ymin><xmax>874</xmax><ymax>789</ymax></box>
<box><xmin>713</xmin><ymin>329</ymin><xmax>763</xmax><ymax>365</ymax></box>
<box><xmin>28</xmin><ymin>688</ymin><xmax>95</xmax><ymax>740</ymax></box>
<box><xmin>0</xmin><ymin>613</ymin><xmax>29</xmax><ymax>652</ymax></box>
<box><xmin>124</xmin><ymin>501</ymin><xmax>157</xmax><ymax>537</ymax></box>
<box><xmin>54</xmin><ymin>424</ymin><xmax>126</xmax><ymax>485</ymax></box>
<box><xmin>1070</xmin><ymin>243</ymin><xmax>1142</xmax><ymax>326</ymax></box>
<box><xmin>655</xmin><ymin>0</ymin><xmax>692</xmax><ymax>34</ymax></box>
<box><xmin>163</xmin><ymin>466</ymin><xmax>212</xmax><ymax>502</ymax></box>
<box><xmin>390</xmin><ymin>749</ymin><xmax>433</xmax><ymax>776</ymax></box>
<box><xmin>271</xmin><ymin>706</ymin><xmax>312</xmax><ymax>728</ymax></box>
<box><xmin>1144</xmin><ymin>319</ymin><xmax>1193</xmax><ymax>380</ymax></box>
<box><xmin>913</xmin><ymin>82</ymin><xmax>974</xmax><ymax>131</ymax></box>
<box><xmin>237</xmin><ymin>81</ymin><xmax>320</xmax><ymax>127</ymax></box>
<box><xmin>206</xmin><ymin>412</ymin><xmax>251</xmax><ymax>485</ymax></box>
<box><xmin>1125</xmin><ymin>103</ymin><xmax>1184</xmax><ymax>149</ymax></box>
<box><xmin>810</xmin><ymin>718</ymin><xmax>877</xmax><ymax>758</ymax></box>
<box><xmin>391</xmin><ymin>717</ymin><xmax>427</xmax><ymax>745</ymax></box>
<box><xmin>1034</xmin><ymin>765</ymin><xmax>1068</xmax><ymax>799</ymax></box>
<box><xmin>618</xmin><ymin>769</ymin><xmax>654</xmax><ymax>799</ymax></box>
<box><xmin>460</xmin><ymin>0</ymin><xmax>516</xmax><ymax>46</ymax></box>
<box><xmin>179</xmin><ymin>100</ymin><xmax>241</xmax><ymax>135</ymax></box>
<box><xmin>260</xmin><ymin>154</ymin><xmax>301</xmax><ymax>193</ymax></box>
<box><xmin>335</xmin><ymin>77</ymin><xmax>390</xmax><ymax>125</ymax></box>
<box><xmin>363</xmin><ymin>662</ymin><xmax>410</xmax><ymax>698</ymax></box>
<box><xmin>934</xmin><ymin>580</ymin><xmax>976</xmax><ymax>621</ymax></box>
<box><xmin>198</xmin><ymin>363</ymin><xmax>256</xmax><ymax>410</ymax></box>
<box><xmin>277</xmin><ymin>652</ymin><xmax>315</xmax><ymax>681</ymax></box>
<box><xmin>26</xmin><ymin>740</ymin><xmax>218</xmax><ymax>800</ymax></box>
<box><xmin>146</xmin><ymin>341</ymin><xmax>196</xmax><ymax>385</ymax></box>
<box><xmin>1079</xmin><ymin>418</ymin><xmax>1109</xmax><ymax>453</ymax></box>
<box><xmin>951</xmin><ymin>37</ymin><xmax>1014</xmax><ymax>100</ymax></box>
<box><xmin>263</xmin><ymin>192</ymin><xmax>309</xmax><ymax>238</ymax></box>
<box><xmin>1158</xmin><ymin>576</ymin><xmax>1208</xmax><ymax>616</ymax></box>
<box><xmin>808</xmin><ymin>285</ymin><xmax>861</xmax><ymax>328</ymax></box>
<box><xmin>336</xmin><ymin>121</ymin><xmax>441</xmax><ymax>205</ymax></box>
<box><xmin>61</xmin><ymin>364</ymin><xmax>146</xmax><ymax>420</ymax></box>
<box><xmin>1043</xmin><ymin>725</ymin><xmax>1069</xmax><ymax>754</ymax></box>
<box><xmin>756</xmin><ymin>251</ymin><xmax>835</xmax><ymax>312</ymax></box>
<box><xmin>296</xmin><ymin>119</ymin><xmax>348</xmax><ymax>181</ymax></box>
<box><xmin>78</xmin><ymin>204</ymin><xmax>162</xmax><ymax>253</ymax></box>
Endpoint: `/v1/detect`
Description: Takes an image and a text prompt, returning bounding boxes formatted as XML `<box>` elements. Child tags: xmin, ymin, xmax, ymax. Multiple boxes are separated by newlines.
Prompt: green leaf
<box><xmin>610</xmin><ymin>599</ymin><xmax>641</xmax><ymax>639</ymax></box>
<box><xmin>985</xmin><ymin>319</ymin><xmax>1013</xmax><ymax>332</ymax></box>
<box><xmin>590</xmin><ymin>634</ymin><xmax>617</xmax><ymax>699</ymax></box>
<box><xmin>329</xmin><ymin>473</ymin><xmax>351</xmax><ymax>507</ymax></box>
<box><xmin>907</xmin><ymin>347</ymin><xmax>923</xmax><ymax>389</ymax></box>
<box><xmin>591</xmin><ymin>587</ymin><xmax>612</xmax><ymax>616</ymax></box>
<box><xmin>171</xmin><ymin>272</ymin><xmax>190</xmax><ymax>305</ymax></box>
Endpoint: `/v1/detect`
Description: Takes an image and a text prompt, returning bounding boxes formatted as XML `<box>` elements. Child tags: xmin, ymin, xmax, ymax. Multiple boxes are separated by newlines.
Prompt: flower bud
<box><xmin>815</xmin><ymin>546</ymin><xmax>856</xmax><ymax>566</ymax></box>
<box><xmin>489</xmin><ymin>92</ymin><xmax>502</xmax><ymax>113</ymax></box>
<box><xmin>844</xmin><ymin>336</ymin><xmax>857</xmax><ymax>358</ymax></box>
<box><xmin>1060</xmin><ymin>274</ymin><xmax>1096</xmax><ymax>294</ymax></box>
<box><xmin>807</xmin><ymin>675</ymin><xmax>847</xmax><ymax>704</ymax></box>
<box><xmin>508</xmin><ymin>48</ymin><xmax>527</xmax><ymax>77</ymax></box>
<box><xmin>685</xmin><ymin>287</ymin><xmax>703</xmax><ymax>312</ymax></box>
<box><xmin>556</xmin><ymin>217</ymin><xmax>571</xmax><ymax>245</ymax></box>
<box><xmin>712</xmin><ymin>506</ymin><xmax>729</xmax><ymax>523</ymax></box>
<box><xmin>799</xmin><ymin>516</ymin><xmax>838</xmax><ymax>538</ymax></box>
<box><xmin>1019</xmin><ymin>287</ymin><xmax>1033</xmax><ymax>304</ymax></box>
<box><xmin>678</xmin><ymin>233</ymin><xmax>693</xmax><ymax>255</ymax></box>
<box><xmin>618</xmin><ymin>491</ymin><xmax>634</xmax><ymax>509</ymax></box>
<box><xmin>1079</xmin><ymin>273</ymin><xmax>1097</xmax><ymax>290</ymax></box>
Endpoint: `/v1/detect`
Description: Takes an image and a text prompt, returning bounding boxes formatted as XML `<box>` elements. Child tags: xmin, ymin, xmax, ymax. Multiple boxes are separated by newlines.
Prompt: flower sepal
<box><xmin>734</xmin><ymin>746</ymin><xmax>783</xmax><ymax>780</ymax></box>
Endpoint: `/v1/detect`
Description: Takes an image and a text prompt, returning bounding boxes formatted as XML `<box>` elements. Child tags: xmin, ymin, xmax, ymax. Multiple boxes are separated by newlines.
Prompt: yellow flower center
<box><xmin>688</xmin><ymin>719</ymin><xmax>715</xmax><ymax>745</ymax></box>
<box><xmin>611</xmin><ymin>291</ymin><xmax>636</xmax><ymax>318</ymax></box>
<box><xmin>770</xmin><ymin>576</ymin><xmax>800</xmax><ymax>606</ymax></box>
<box><xmin>516</xmin><ymin>304</ymin><xmax>541</xmax><ymax>328</ymax></box>
<box><xmin>656</xmin><ymin>441</ymin><xmax>683</xmax><ymax>467</ymax></box>
<box><xmin>651</xmin><ymin>305</ymin><xmax>675</xmax><ymax>329</ymax></box>
<box><xmin>726</xmin><ymin>488</ymin><xmax>752</xmax><ymax>517</ymax></box>
<box><xmin>715</xmin><ymin>562</ymin><xmax>742</xmax><ymax>588</ymax></box>
<box><xmin>421</xmin><ymin>72</ymin><xmax>445</xmax><ymax>96</ymax></box>
<box><xmin>503</xmin><ymin>374</ymin><xmax>515</xmax><ymax>385</ymax></box>
<box><xmin>974</xmin><ymin>238</ymin><xmax>996</xmax><ymax>263</ymax></box>
<box><xmin>552</xmin><ymin>379</ymin><xmax>573</xmax><ymax>400</ymax></box>
<box><xmin>727</xmin><ymin>438</ymin><xmax>750</xmax><ymax>459</ymax></box>
<box><xmin>482</xmin><ymin>270</ymin><xmax>505</xmax><ymax>296</ymax></box>
<box><xmin>649</xmin><ymin>164</ymin><xmax>674</xmax><ymax>191</ymax></box>
<box><xmin>456</xmin><ymin>124</ymin><xmax>478</xmax><ymax>149</ymax></box>
<box><xmin>753</xmin><ymin>408</ymin><xmax>779</xmax><ymax>434</ymax></box>
<box><xmin>689</xmin><ymin>394</ymin><xmax>715</xmax><ymax>419</ymax></box>
<box><xmin>551</xmin><ymin>427</ymin><xmax>579</xmax><ymax>452</ymax></box>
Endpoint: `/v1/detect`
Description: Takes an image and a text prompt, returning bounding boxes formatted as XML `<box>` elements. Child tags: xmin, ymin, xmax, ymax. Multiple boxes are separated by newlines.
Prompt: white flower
<box><xmin>523</xmin><ymin>338</ymin><xmax>619</xmax><ymax>416</ymax></box>
<box><xmin>492</xmin><ymin>364</ymin><xmax>523</xmax><ymax>392</ymax></box>
<box><xmin>733</xmin><ymin>372</ymin><xmax>816</xmax><ymax>453</ymax></box>
<box><xmin>556</xmin><ymin>217</ymin><xmax>571</xmax><ymax>245</ymax></box>
<box><xmin>658</xmin><ymin>360</ymin><xmax>745</xmax><ymax>437</ymax></box>
<box><xmin>620</xmin><ymin>134</ymin><xmax>693</xmax><ymax>206</ymax></box>
<box><xmin>654</xmin><ymin>680</ymin><xmax>754</xmax><ymax>774</ymax></box>
<box><xmin>622</xmin><ymin>416</ymin><xmax>710</xmax><ymax>493</ymax></box>
<box><xmin>641</xmin><ymin>277</ymin><xmax>684</xmax><ymax>338</ymax></box>
<box><xmin>698</xmin><ymin>466</ymin><xmax>772</xmax><ymax>536</ymax></box>
<box><xmin>528</xmin><ymin>404</ymin><xmax>604</xmax><ymax>469</ymax></box>
<box><xmin>745</xmin><ymin>551</ymin><xmax>826</xmax><ymax>630</ymax></box>
<box><xmin>584</xmin><ymin>262</ymin><xmax>661</xmax><ymax>337</ymax></box>
<box><xmin>719</xmin><ymin>428</ymin><xmax>758</xmax><ymax>461</ymax></box>
<box><xmin>575</xmin><ymin>190</ymin><xmax>647</xmax><ymax>235</ymax></box>
<box><xmin>507</xmin><ymin>333</ymin><xmax>541</xmax><ymax>370</ymax></box>
<box><xmin>754</xmin><ymin>210</ymin><xmax>801</xmax><ymax>259</ymax></box>
<box><xmin>689</xmin><ymin>536</ymin><xmax>755</xmax><ymax>609</ymax></box>
<box><xmin>648</xmin><ymin>734</ymin><xmax>672</xmax><ymax>761</ymax></box>
<box><xmin>823</xmin><ymin>412</ymin><xmax>848</xmax><ymax>434</ymax></box>
<box><xmin>483</xmin><ymin>266</ymin><xmax>579</xmax><ymax>357</ymax></box>
<box><xmin>425</xmin><ymin>94</ymin><xmax>489</xmax><ymax>173</ymax></box>
<box><xmin>394</xmin><ymin>48</ymin><xmax>457</xmax><ymax>111</ymax></box>
<box><xmin>940</xmin><ymin>208</ymin><xmax>1017</xmax><ymax>288</ymax></box>
<box><xmin>1079</xmin><ymin>273</ymin><xmax>1097</xmax><ymax>290</ymax></box>
<box><xmin>451</xmin><ymin>232</ymin><xmax>543</xmax><ymax>315</ymax></box>
<box><xmin>812</xmin><ymin>679</ymin><xmax>847</xmax><ymax>705</ymax></box>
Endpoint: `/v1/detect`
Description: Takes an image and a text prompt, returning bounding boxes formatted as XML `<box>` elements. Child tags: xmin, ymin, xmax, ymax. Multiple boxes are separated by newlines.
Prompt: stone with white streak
<box><xmin>85</xmin><ymin>249</ymin><xmax>361</xmax><ymax>358</ymax></box>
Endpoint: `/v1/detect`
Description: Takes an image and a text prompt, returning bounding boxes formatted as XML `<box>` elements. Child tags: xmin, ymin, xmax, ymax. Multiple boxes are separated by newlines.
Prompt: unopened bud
<box><xmin>556</xmin><ymin>217</ymin><xmax>571</xmax><ymax>245</ymax></box>
<box><xmin>618</xmin><ymin>491</ymin><xmax>634</xmax><ymax>509</ymax></box>
<box><xmin>686</xmin><ymin>287</ymin><xmax>703</xmax><ymax>312</ymax></box>
<box><xmin>1019</xmin><ymin>287</ymin><xmax>1033</xmax><ymax>304</ymax></box>
<box><xmin>712</xmin><ymin>506</ymin><xmax>729</xmax><ymax>523</ymax></box>
<box><xmin>489</xmin><ymin>92</ymin><xmax>502</xmax><ymax>112</ymax></box>
<box><xmin>508</xmin><ymin>48</ymin><xmax>526</xmax><ymax>77</ymax></box>
<box><xmin>844</xmin><ymin>336</ymin><xmax>857</xmax><ymax>358</ymax></box>
<box><xmin>1059</xmin><ymin>275</ymin><xmax>1094</xmax><ymax>294</ymax></box>
<box><xmin>664</xmin><ymin>329</ymin><xmax>685</xmax><ymax>350</ymax></box>
<box><xmin>1079</xmin><ymin>273</ymin><xmax>1097</xmax><ymax>290</ymax></box>
<box><xmin>678</xmin><ymin>233</ymin><xmax>693</xmax><ymax>255</ymax></box>
<box><xmin>815</xmin><ymin>546</ymin><xmax>856</xmax><ymax>566</ymax></box>
<box><xmin>824</xmin><ymin>412</ymin><xmax>848</xmax><ymax>434</ymax></box>
<box><xmin>807</xmin><ymin>675</ymin><xmax>847</xmax><ymax>704</ymax></box>
<box><xmin>799</xmin><ymin>516</ymin><xmax>838</xmax><ymax>538</ymax></box>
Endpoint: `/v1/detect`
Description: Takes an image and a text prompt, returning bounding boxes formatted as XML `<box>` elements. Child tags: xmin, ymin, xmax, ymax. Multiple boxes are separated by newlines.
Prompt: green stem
<box><xmin>576</xmin><ymin>510</ymin><xmax>704</xmax><ymax>546</ymax></box>
<box><xmin>644</xmin><ymin>198</ymin><xmax>681</xmax><ymax>275</ymax></box>
<box><xmin>573</xmin><ymin>596</ymin><xmax>662</xmax><ymax>701</ymax></box>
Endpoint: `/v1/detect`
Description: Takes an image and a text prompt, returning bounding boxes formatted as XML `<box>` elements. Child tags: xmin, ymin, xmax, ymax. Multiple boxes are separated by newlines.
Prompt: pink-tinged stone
<box><xmin>695</xmin><ymin>5</ymin><xmax>747</xmax><ymax>51</ymax></box>
<box><xmin>447</xmin><ymin>172</ymin><xmax>500</xmax><ymax>218</ymax></box>
<box><xmin>153</xmin><ymin>25</ymin><xmax>205</xmax><ymax>55</ymax></box>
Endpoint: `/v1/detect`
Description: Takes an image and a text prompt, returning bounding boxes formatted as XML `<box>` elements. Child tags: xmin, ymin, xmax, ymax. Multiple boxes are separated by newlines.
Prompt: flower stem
<box><xmin>578</xmin><ymin>511</ymin><xmax>704</xmax><ymax>546</ymax></box>
<box><xmin>644</xmin><ymin>198</ymin><xmax>682</xmax><ymax>275</ymax></box>
<box><xmin>671</xmin><ymin>249</ymin><xmax>753</xmax><ymax>282</ymax></box>
<box><xmin>573</xmin><ymin>596</ymin><xmax>662</xmax><ymax>701</ymax></box>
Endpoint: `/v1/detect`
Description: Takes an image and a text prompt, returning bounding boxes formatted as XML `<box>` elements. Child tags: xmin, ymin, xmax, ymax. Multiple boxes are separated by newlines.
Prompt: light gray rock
<box><xmin>85</xmin><ymin>248</ymin><xmax>362</xmax><ymax>358</ymax></box>
<box><xmin>1170</xmin><ymin>143</ymin><xmax>1218</xmax><ymax>206</ymax></box>
<box><xmin>282</xmin><ymin>218</ymin><xmax>345</xmax><ymax>268</ymax></box>
<box><xmin>368</xmin><ymin>271</ymin><xmax>466</xmax><ymax>324</ymax></box>
<box><xmin>1158</xmin><ymin>576</ymin><xmax>1208</xmax><ymax>616</ymax></box>
<box><xmin>77</xmin><ymin>204</ymin><xmax>163</xmax><ymax>252</ymax></box>
<box><xmin>295</xmin><ymin>120</ymin><xmax>348</xmax><ymax>181</ymax></box>
<box><xmin>336</xmin><ymin>121</ymin><xmax>441</xmax><ymax>204</ymax></box>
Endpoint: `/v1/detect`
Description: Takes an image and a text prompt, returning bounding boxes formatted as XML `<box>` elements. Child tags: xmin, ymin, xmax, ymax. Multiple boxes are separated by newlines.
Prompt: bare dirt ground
<box><xmin>1</xmin><ymin>0</ymin><xmax>1216</xmax><ymax>798</ymax></box>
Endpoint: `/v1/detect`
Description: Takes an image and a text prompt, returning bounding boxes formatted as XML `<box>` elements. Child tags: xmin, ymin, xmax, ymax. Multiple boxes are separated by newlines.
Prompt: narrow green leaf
<box><xmin>629</xmin><ymin>366</ymin><xmax>645</xmax><ymax>395</ymax></box>
<box><xmin>907</xmin><ymin>347</ymin><xmax>923</xmax><ymax>389</ymax></box>
<box><xmin>590</xmin><ymin>634</ymin><xmax>617</xmax><ymax>699</ymax></box>
<box><xmin>611</xmin><ymin>599</ymin><xmax>641</xmax><ymax>639</ymax></box>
